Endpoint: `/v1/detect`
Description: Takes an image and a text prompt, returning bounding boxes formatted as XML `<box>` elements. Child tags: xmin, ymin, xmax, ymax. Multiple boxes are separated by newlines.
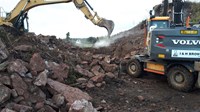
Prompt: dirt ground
<box><xmin>88</xmin><ymin>73</ymin><xmax>200</xmax><ymax>112</ymax></box>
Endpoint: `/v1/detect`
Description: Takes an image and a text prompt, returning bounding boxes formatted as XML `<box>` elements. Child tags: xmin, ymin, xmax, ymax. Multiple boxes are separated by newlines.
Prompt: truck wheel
<box><xmin>126</xmin><ymin>59</ymin><xmax>143</xmax><ymax>78</ymax></box>
<box><xmin>167</xmin><ymin>66</ymin><xmax>195</xmax><ymax>92</ymax></box>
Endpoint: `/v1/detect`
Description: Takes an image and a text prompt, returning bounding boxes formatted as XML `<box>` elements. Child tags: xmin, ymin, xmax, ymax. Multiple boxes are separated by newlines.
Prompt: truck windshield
<box><xmin>150</xmin><ymin>20</ymin><xmax>169</xmax><ymax>29</ymax></box>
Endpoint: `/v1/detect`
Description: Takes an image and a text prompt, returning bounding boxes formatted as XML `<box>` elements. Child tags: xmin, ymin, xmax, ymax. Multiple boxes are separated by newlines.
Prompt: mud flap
<box><xmin>194</xmin><ymin>61</ymin><xmax>200</xmax><ymax>88</ymax></box>
<box><xmin>195</xmin><ymin>72</ymin><xmax>200</xmax><ymax>88</ymax></box>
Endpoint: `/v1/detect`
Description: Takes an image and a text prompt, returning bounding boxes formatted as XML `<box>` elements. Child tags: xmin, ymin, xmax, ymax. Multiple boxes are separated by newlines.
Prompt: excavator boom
<box><xmin>0</xmin><ymin>0</ymin><xmax>114</xmax><ymax>36</ymax></box>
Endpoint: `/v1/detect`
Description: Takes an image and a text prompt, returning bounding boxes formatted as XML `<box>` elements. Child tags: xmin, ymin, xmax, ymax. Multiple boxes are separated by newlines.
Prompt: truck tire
<box><xmin>126</xmin><ymin>59</ymin><xmax>143</xmax><ymax>78</ymax></box>
<box><xmin>167</xmin><ymin>66</ymin><xmax>195</xmax><ymax>92</ymax></box>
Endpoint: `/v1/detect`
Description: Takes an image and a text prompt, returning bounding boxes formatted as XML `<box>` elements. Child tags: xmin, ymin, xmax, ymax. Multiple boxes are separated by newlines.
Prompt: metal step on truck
<box><xmin>126</xmin><ymin>0</ymin><xmax>200</xmax><ymax>92</ymax></box>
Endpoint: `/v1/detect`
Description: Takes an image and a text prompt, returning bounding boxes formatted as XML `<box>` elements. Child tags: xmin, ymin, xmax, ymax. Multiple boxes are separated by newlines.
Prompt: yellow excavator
<box><xmin>0</xmin><ymin>0</ymin><xmax>114</xmax><ymax>36</ymax></box>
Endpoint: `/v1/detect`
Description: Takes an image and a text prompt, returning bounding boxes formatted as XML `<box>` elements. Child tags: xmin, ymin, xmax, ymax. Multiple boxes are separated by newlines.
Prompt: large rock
<box><xmin>14</xmin><ymin>45</ymin><xmax>32</xmax><ymax>52</ymax></box>
<box><xmin>28</xmin><ymin>87</ymin><xmax>46</xmax><ymax>104</ymax></box>
<box><xmin>0</xmin><ymin>85</ymin><xmax>11</xmax><ymax>104</ymax></box>
<box><xmin>75</xmin><ymin>65</ymin><xmax>94</xmax><ymax>78</ymax></box>
<box><xmin>37</xmin><ymin>105</ymin><xmax>56</xmax><ymax>112</ymax></box>
<box><xmin>91</xmin><ymin>65</ymin><xmax>101</xmax><ymax>74</ymax></box>
<box><xmin>11</xmin><ymin>74</ymin><xmax>28</xmax><ymax>97</ymax></box>
<box><xmin>0</xmin><ymin>61</ymin><xmax>9</xmax><ymax>71</ymax></box>
<box><xmin>30</xmin><ymin>53</ymin><xmax>46</xmax><ymax>75</ymax></box>
<box><xmin>52</xmin><ymin>94</ymin><xmax>65</xmax><ymax>107</ymax></box>
<box><xmin>99</xmin><ymin>61</ymin><xmax>118</xmax><ymax>73</ymax></box>
<box><xmin>0</xmin><ymin>75</ymin><xmax>11</xmax><ymax>86</ymax></box>
<box><xmin>68</xmin><ymin>99</ymin><xmax>97</xmax><ymax>112</ymax></box>
<box><xmin>34</xmin><ymin>70</ymin><xmax>48</xmax><ymax>86</ymax></box>
<box><xmin>90</xmin><ymin>73</ymin><xmax>105</xmax><ymax>83</ymax></box>
<box><xmin>7</xmin><ymin>59</ymin><xmax>28</xmax><ymax>77</ymax></box>
<box><xmin>6</xmin><ymin>103</ymin><xmax>32</xmax><ymax>112</ymax></box>
<box><xmin>46</xmin><ymin>62</ymin><xmax>69</xmax><ymax>83</ymax></box>
<box><xmin>47</xmin><ymin>78</ymin><xmax>92</xmax><ymax>105</ymax></box>
<box><xmin>0</xmin><ymin>38</ymin><xmax>9</xmax><ymax>63</ymax></box>
<box><xmin>80</xmin><ymin>52</ymin><xmax>93</xmax><ymax>62</ymax></box>
<box><xmin>1</xmin><ymin>108</ymin><xmax>16</xmax><ymax>112</ymax></box>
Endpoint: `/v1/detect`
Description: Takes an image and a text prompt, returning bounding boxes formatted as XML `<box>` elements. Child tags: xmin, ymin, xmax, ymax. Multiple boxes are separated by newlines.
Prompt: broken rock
<box><xmin>0</xmin><ymin>38</ymin><xmax>9</xmax><ymax>63</ymax></box>
<box><xmin>47</xmin><ymin>78</ymin><xmax>92</xmax><ymax>105</ymax></box>
<box><xmin>0</xmin><ymin>75</ymin><xmax>11</xmax><ymax>86</ymax></box>
<box><xmin>14</xmin><ymin>45</ymin><xmax>32</xmax><ymax>52</ymax></box>
<box><xmin>34</xmin><ymin>70</ymin><xmax>48</xmax><ymax>86</ymax></box>
<box><xmin>99</xmin><ymin>61</ymin><xmax>118</xmax><ymax>73</ymax></box>
<box><xmin>0</xmin><ymin>85</ymin><xmax>11</xmax><ymax>104</ymax></box>
<box><xmin>76</xmin><ymin>78</ymin><xmax>88</xmax><ymax>84</ymax></box>
<box><xmin>6</xmin><ymin>103</ymin><xmax>33</xmax><ymax>112</ymax></box>
<box><xmin>30</xmin><ymin>53</ymin><xmax>46</xmax><ymax>74</ymax></box>
<box><xmin>75</xmin><ymin>65</ymin><xmax>94</xmax><ymax>78</ymax></box>
<box><xmin>86</xmin><ymin>81</ymin><xmax>95</xmax><ymax>89</ymax></box>
<box><xmin>90</xmin><ymin>73</ymin><xmax>105</xmax><ymax>83</ymax></box>
<box><xmin>11</xmin><ymin>73</ymin><xmax>28</xmax><ymax>96</ymax></box>
<box><xmin>7</xmin><ymin>59</ymin><xmax>28</xmax><ymax>77</ymax></box>
<box><xmin>1</xmin><ymin>108</ymin><xmax>16</xmax><ymax>112</ymax></box>
<box><xmin>105</xmin><ymin>72</ymin><xmax>116</xmax><ymax>79</ymax></box>
<box><xmin>52</xmin><ymin>94</ymin><xmax>65</xmax><ymax>107</ymax></box>
<box><xmin>46</xmin><ymin>61</ymin><xmax>69</xmax><ymax>82</ymax></box>
<box><xmin>68</xmin><ymin>99</ymin><xmax>97</xmax><ymax>112</ymax></box>
<box><xmin>37</xmin><ymin>105</ymin><xmax>56</xmax><ymax>112</ymax></box>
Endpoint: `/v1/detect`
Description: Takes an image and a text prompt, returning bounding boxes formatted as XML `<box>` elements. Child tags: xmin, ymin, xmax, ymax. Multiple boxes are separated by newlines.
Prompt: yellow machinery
<box><xmin>0</xmin><ymin>0</ymin><xmax>114</xmax><ymax>36</ymax></box>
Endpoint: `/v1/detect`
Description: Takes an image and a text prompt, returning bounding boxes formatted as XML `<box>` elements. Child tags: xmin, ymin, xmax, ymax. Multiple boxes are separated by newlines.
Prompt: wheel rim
<box><xmin>174</xmin><ymin>72</ymin><xmax>185</xmax><ymax>84</ymax></box>
<box><xmin>129</xmin><ymin>63</ymin><xmax>137</xmax><ymax>74</ymax></box>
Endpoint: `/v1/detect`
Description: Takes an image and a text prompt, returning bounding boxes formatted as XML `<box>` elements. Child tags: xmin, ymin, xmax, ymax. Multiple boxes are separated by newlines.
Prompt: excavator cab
<box><xmin>145</xmin><ymin>16</ymin><xmax>170</xmax><ymax>49</ymax></box>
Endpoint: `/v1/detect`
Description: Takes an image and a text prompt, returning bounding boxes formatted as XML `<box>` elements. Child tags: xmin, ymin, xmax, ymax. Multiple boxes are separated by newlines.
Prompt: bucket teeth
<box><xmin>97</xmin><ymin>18</ymin><xmax>114</xmax><ymax>37</ymax></box>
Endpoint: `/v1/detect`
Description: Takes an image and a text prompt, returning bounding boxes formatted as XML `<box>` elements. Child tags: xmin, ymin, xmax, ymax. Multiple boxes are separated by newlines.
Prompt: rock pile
<box><xmin>0</xmin><ymin>26</ymin><xmax>130</xmax><ymax>112</ymax></box>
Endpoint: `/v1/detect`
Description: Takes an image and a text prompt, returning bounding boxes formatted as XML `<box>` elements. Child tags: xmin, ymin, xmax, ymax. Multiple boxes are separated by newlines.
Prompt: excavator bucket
<box><xmin>98</xmin><ymin>18</ymin><xmax>114</xmax><ymax>37</ymax></box>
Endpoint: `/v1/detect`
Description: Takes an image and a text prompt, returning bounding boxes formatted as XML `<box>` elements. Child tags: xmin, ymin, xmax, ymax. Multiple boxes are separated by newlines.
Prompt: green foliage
<box><xmin>87</xmin><ymin>37</ymin><xmax>97</xmax><ymax>43</ymax></box>
<box><xmin>65</xmin><ymin>68</ymin><xmax>83</xmax><ymax>85</ymax></box>
<box><xmin>190</xmin><ymin>2</ymin><xmax>200</xmax><ymax>23</ymax></box>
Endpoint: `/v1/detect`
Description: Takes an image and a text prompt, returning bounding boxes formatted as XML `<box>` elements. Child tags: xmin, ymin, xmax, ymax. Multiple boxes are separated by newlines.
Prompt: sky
<box><xmin>0</xmin><ymin>0</ymin><xmax>200</xmax><ymax>38</ymax></box>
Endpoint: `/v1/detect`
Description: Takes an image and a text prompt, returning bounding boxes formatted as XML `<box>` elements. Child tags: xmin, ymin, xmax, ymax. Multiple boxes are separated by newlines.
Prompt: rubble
<box><xmin>0</xmin><ymin>24</ymin><xmax>143</xmax><ymax>111</ymax></box>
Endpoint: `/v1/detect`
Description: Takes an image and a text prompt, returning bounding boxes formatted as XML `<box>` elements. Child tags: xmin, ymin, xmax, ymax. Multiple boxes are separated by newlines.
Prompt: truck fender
<box><xmin>166</xmin><ymin>63</ymin><xmax>195</xmax><ymax>75</ymax></box>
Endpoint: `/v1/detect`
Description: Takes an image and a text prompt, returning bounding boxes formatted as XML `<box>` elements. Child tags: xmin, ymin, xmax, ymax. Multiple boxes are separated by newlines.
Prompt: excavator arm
<box><xmin>0</xmin><ymin>0</ymin><xmax>114</xmax><ymax>36</ymax></box>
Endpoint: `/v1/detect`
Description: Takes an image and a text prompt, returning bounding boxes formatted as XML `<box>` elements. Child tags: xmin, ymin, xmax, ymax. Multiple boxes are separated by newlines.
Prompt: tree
<box><xmin>66</xmin><ymin>32</ymin><xmax>70</xmax><ymax>41</ymax></box>
<box><xmin>87</xmin><ymin>37</ymin><xmax>97</xmax><ymax>44</ymax></box>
